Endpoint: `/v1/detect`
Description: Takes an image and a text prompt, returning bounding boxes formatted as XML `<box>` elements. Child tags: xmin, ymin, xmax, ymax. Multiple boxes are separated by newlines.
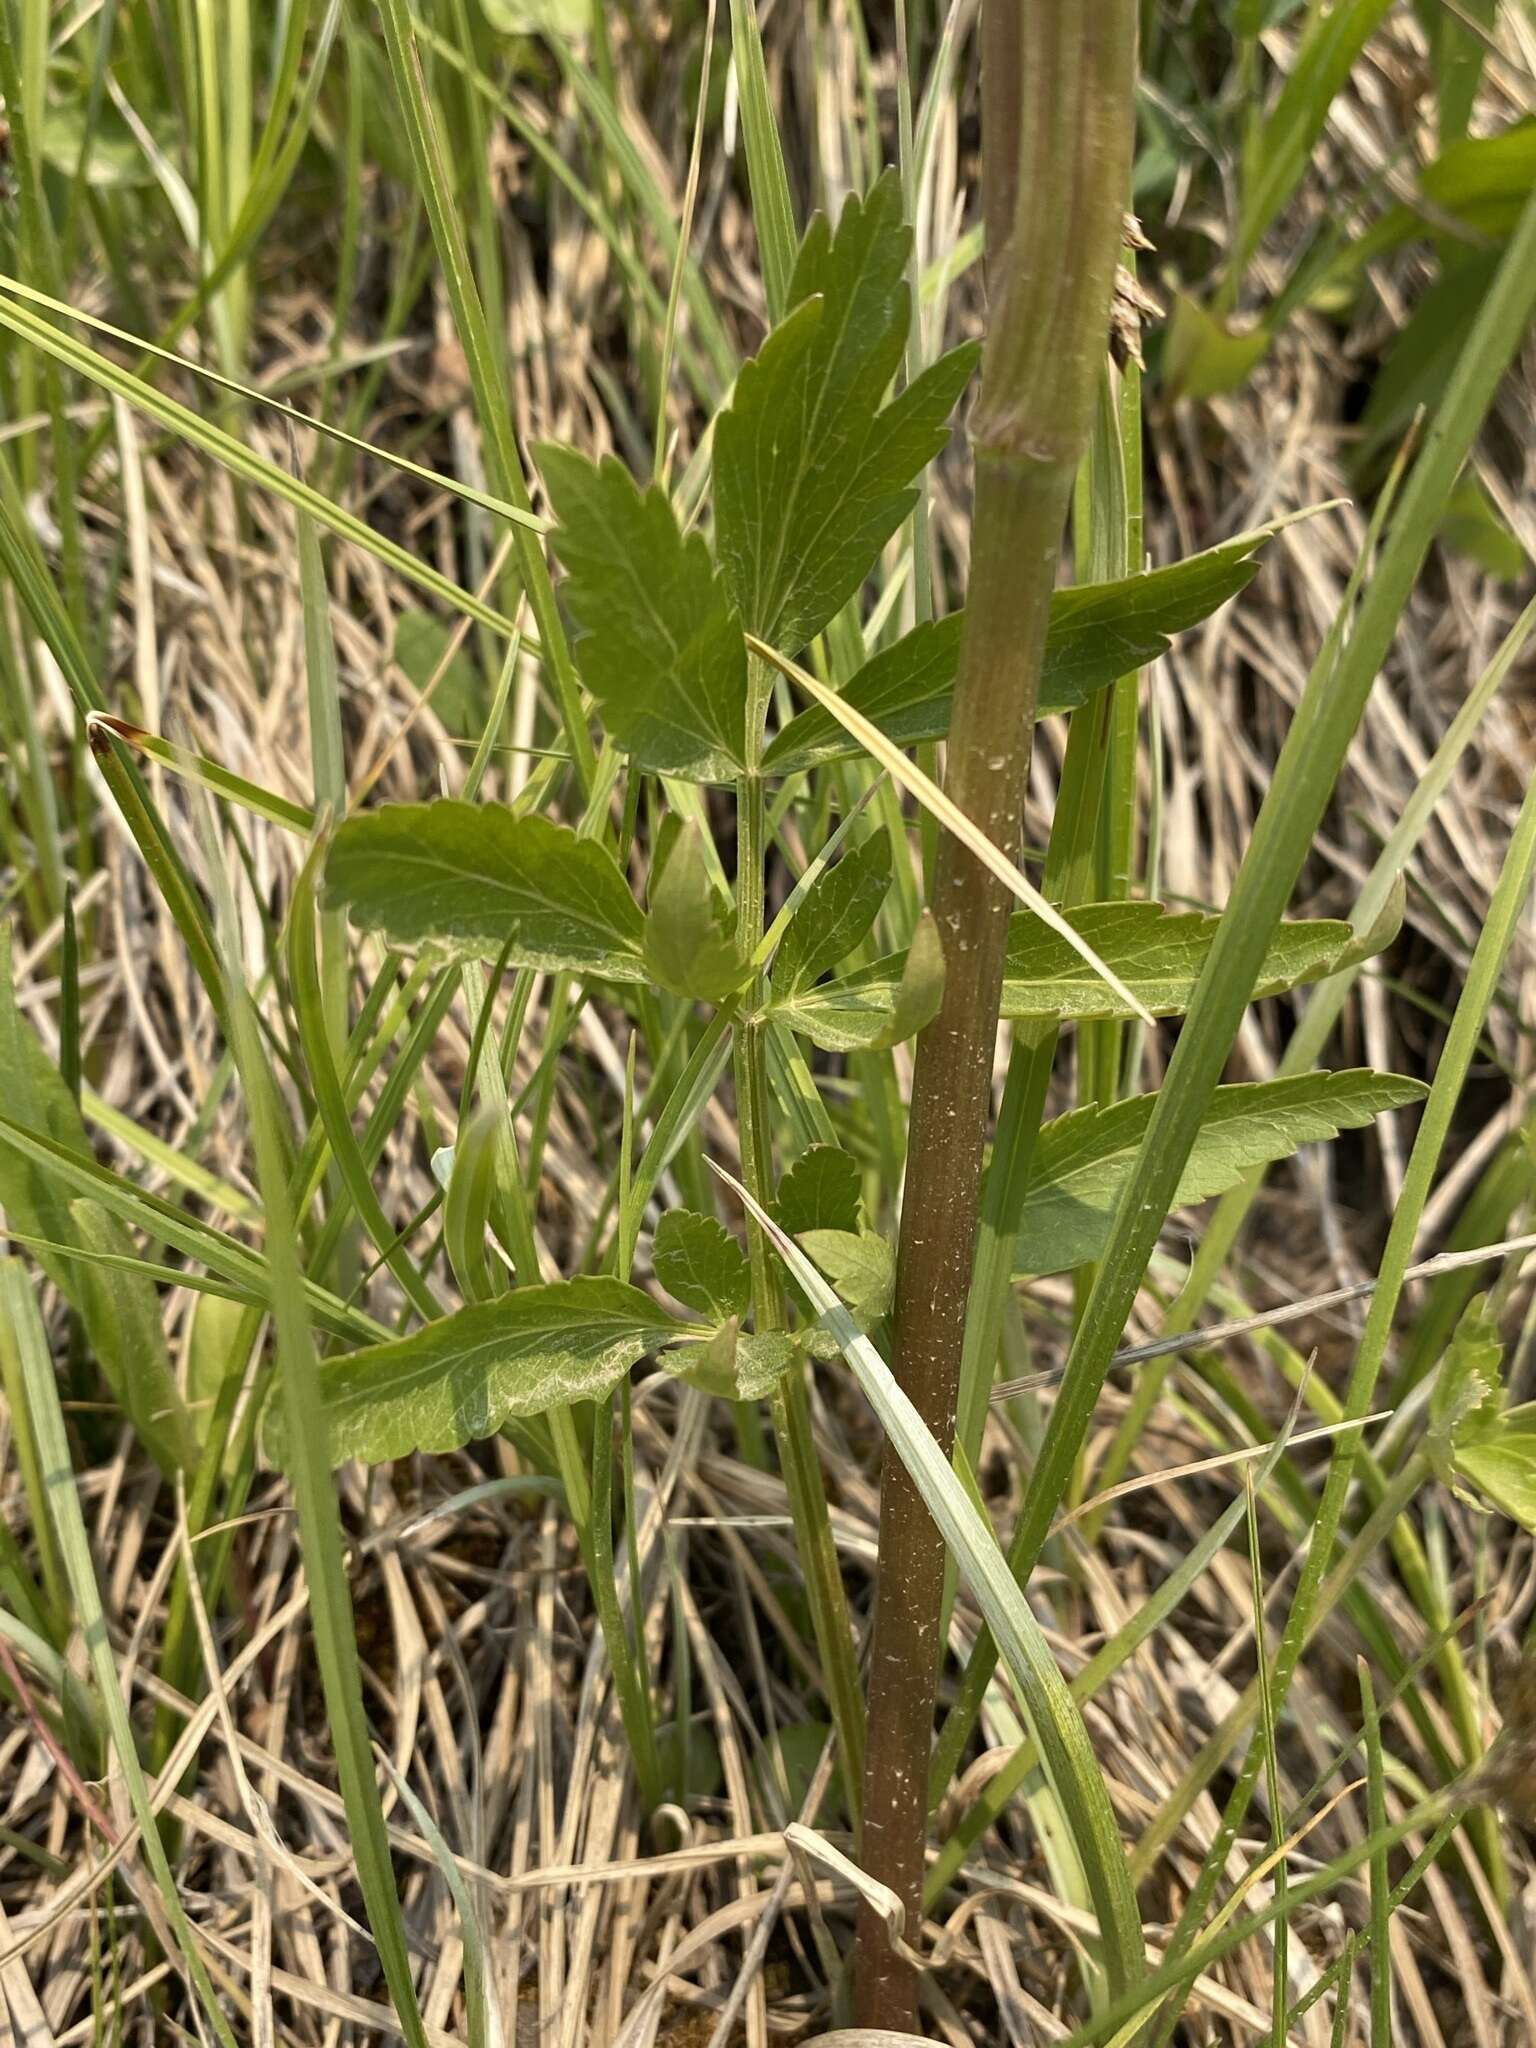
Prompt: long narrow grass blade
<box><xmin>0</xmin><ymin>290</ymin><xmax>518</xmax><ymax>639</ymax></box>
<box><xmin>727</xmin><ymin>0</ymin><xmax>798</xmax><ymax>321</ymax></box>
<box><xmin>198</xmin><ymin>817</ymin><xmax>431</xmax><ymax>2046</ymax></box>
<box><xmin>0</xmin><ymin>272</ymin><xmax>546</xmax><ymax>532</ymax></box>
<box><xmin>373</xmin><ymin>0</ymin><xmax>595</xmax><ymax>791</ymax></box>
<box><xmin>0</xmin><ymin>1264</ymin><xmax>239</xmax><ymax>2045</ymax></box>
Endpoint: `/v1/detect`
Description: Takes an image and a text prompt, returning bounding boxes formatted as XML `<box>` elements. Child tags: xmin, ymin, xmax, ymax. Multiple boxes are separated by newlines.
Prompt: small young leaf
<box><xmin>538</xmin><ymin>445</ymin><xmax>748</xmax><ymax>780</ymax></box>
<box><xmin>1427</xmin><ymin>1295</ymin><xmax>1504</xmax><ymax>1497</ymax></box>
<box><xmin>797</xmin><ymin>1229</ymin><xmax>895</xmax><ymax>1325</ymax></box>
<box><xmin>272</xmin><ymin>1277</ymin><xmax>684</xmax><ymax>1468</ymax></box>
<box><xmin>653</xmin><ymin>1209</ymin><xmax>751</xmax><ymax>1320</ymax></box>
<box><xmin>642</xmin><ymin>819</ymin><xmax>747</xmax><ymax>1002</ymax></box>
<box><xmin>772</xmin><ymin>908</ymin><xmax>945</xmax><ymax>1051</ymax></box>
<box><xmin>187</xmin><ymin>1289</ymin><xmax>251</xmax><ymax>1418</ymax></box>
<box><xmin>1013</xmin><ymin>1070</ymin><xmax>1427</xmax><ymax>1275</ymax></box>
<box><xmin>324</xmin><ymin>802</ymin><xmax>646</xmax><ymax>978</ymax></box>
<box><xmin>773</xmin><ymin>1145</ymin><xmax>862</xmax><ymax>1236</ymax></box>
<box><xmin>772</xmin><ymin>832</ymin><xmax>891</xmax><ymax>997</ymax></box>
<box><xmin>758</xmin><ymin>1720</ymin><xmax>846</xmax><ymax>1826</ymax></box>
<box><xmin>1453</xmin><ymin>1407</ymin><xmax>1536</xmax><ymax>1531</ymax></box>
<box><xmin>763</xmin><ymin>523</ymin><xmax>1287</xmax><ymax>775</ymax></box>
<box><xmin>443</xmin><ymin>1105</ymin><xmax>507</xmax><ymax>1305</ymax></box>
<box><xmin>668</xmin><ymin>1320</ymin><xmax>798</xmax><ymax>1401</ymax></box>
<box><xmin>714</xmin><ymin>170</ymin><xmax>978</xmax><ymax>652</ymax></box>
<box><xmin>1440</xmin><ymin>472</ymin><xmax>1528</xmax><ymax>581</ymax></box>
<box><xmin>1163</xmin><ymin>292</ymin><xmax>1270</xmax><ymax>402</ymax></box>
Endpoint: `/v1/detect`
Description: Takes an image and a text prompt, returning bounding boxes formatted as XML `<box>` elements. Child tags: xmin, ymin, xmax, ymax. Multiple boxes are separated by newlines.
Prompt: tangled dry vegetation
<box><xmin>3</xmin><ymin>4</ymin><xmax>1536</xmax><ymax>2045</ymax></box>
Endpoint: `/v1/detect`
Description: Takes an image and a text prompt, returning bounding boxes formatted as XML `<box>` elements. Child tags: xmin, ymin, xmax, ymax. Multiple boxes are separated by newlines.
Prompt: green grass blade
<box><xmin>0</xmin><ymin>287</ymin><xmax>523</xmax><ymax>639</ymax></box>
<box><xmin>1359</xmin><ymin>1660</ymin><xmax>1392</xmax><ymax>2045</ymax></box>
<box><xmin>374</xmin><ymin>0</ymin><xmax>595</xmax><ymax>792</ymax></box>
<box><xmin>0</xmin><ymin>1263</ymin><xmax>239</xmax><ymax>2045</ymax></box>
<box><xmin>200</xmin><ymin>819</ymin><xmax>432</xmax><ymax>2047</ymax></box>
<box><xmin>728</xmin><ymin>0</ymin><xmax>798</xmax><ymax>322</ymax></box>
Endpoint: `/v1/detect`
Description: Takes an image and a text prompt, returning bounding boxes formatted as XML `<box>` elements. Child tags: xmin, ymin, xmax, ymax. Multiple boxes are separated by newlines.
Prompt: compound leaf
<box><xmin>714</xmin><ymin>170</ymin><xmax>978</xmax><ymax>652</ymax></box>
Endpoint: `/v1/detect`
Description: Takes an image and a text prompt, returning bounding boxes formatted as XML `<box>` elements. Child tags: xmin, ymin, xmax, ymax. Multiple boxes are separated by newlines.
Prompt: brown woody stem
<box><xmin>854</xmin><ymin>5</ymin><xmax>1138</xmax><ymax>2030</ymax></box>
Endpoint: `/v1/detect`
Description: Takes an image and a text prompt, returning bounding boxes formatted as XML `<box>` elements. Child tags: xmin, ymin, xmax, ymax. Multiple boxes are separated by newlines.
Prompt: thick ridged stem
<box><xmin>853</xmin><ymin>6</ymin><xmax>1138</xmax><ymax>2030</ymax></box>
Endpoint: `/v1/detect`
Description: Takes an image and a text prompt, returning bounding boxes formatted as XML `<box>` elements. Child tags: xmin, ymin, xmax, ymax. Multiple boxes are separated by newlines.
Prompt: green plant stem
<box><xmin>1361</xmin><ymin>1660</ymin><xmax>1392</xmax><ymax>2047</ymax></box>
<box><xmin>578</xmin><ymin>1399</ymin><xmax>663</xmax><ymax>1812</ymax></box>
<box><xmin>733</xmin><ymin>725</ymin><xmax>866</xmax><ymax>1809</ymax></box>
<box><xmin>854</xmin><ymin>6</ymin><xmax>1138</xmax><ymax>2027</ymax></box>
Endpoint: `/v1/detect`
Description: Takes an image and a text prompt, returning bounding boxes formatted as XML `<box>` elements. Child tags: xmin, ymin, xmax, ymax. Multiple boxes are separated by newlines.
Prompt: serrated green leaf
<box><xmin>781</xmin><ymin>901</ymin><xmax>1385</xmax><ymax>1045</ymax></box>
<box><xmin>714</xmin><ymin>170</ymin><xmax>978</xmax><ymax>651</ymax></box>
<box><xmin>1430</xmin><ymin>1297</ymin><xmax>1504</xmax><ymax>1444</ymax></box>
<box><xmin>642</xmin><ymin>820</ymin><xmax>747</xmax><ymax>1001</ymax></box>
<box><xmin>999</xmin><ymin>902</ymin><xmax>1382</xmax><ymax>1021</ymax></box>
<box><xmin>1453</xmin><ymin>1406</ymin><xmax>1536</xmax><ymax>1530</ymax></box>
<box><xmin>797</xmin><ymin>1229</ymin><xmax>895</xmax><ymax>1324</ymax></box>
<box><xmin>667</xmin><ymin>1320</ymin><xmax>798</xmax><ymax>1402</ymax></box>
<box><xmin>324</xmin><ymin>802</ymin><xmax>645</xmax><ymax>978</ymax></box>
<box><xmin>773</xmin><ymin>907</ymin><xmax>945</xmax><ymax>1051</ymax></box>
<box><xmin>1013</xmin><ymin>1070</ymin><xmax>1427</xmax><ymax>1276</ymax></box>
<box><xmin>275</xmin><ymin>1277</ymin><xmax>684</xmax><ymax>1468</ymax></box>
<box><xmin>773</xmin><ymin>1145</ymin><xmax>862</xmax><ymax>1236</ymax></box>
<box><xmin>538</xmin><ymin>445</ymin><xmax>748</xmax><ymax>780</ymax></box>
<box><xmin>772</xmin><ymin>833</ymin><xmax>891</xmax><ymax>997</ymax></box>
<box><xmin>652</xmin><ymin>1209</ymin><xmax>751</xmax><ymax>1319</ymax></box>
<box><xmin>763</xmin><ymin>526</ymin><xmax>1281</xmax><ymax>774</ymax></box>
